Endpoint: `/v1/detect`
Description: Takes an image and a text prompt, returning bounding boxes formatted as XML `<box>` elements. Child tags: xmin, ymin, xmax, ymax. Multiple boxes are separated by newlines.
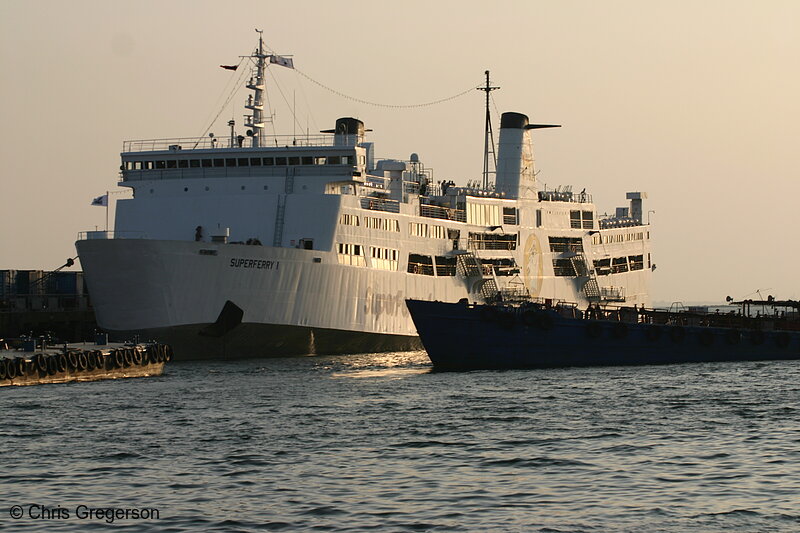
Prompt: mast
<box><xmin>478</xmin><ymin>70</ymin><xmax>499</xmax><ymax>190</ymax></box>
<box><xmin>244</xmin><ymin>29</ymin><xmax>267</xmax><ymax>147</ymax></box>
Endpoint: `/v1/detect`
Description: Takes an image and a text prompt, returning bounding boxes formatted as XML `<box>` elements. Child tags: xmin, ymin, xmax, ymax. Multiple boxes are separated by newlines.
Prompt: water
<box><xmin>2</xmin><ymin>351</ymin><xmax>800</xmax><ymax>532</ymax></box>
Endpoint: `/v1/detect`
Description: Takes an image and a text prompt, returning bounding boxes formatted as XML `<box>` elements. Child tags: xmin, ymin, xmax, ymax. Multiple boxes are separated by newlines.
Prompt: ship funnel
<box><xmin>496</xmin><ymin>112</ymin><xmax>559</xmax><ymax>199</ymax></box>
<box><xmin>321</xmin><ymin>117</ymin><xmax>366</xmax><ymax>146</ymax></box>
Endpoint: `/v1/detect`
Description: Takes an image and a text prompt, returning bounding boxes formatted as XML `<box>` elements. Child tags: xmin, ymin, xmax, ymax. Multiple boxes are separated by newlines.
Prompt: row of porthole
<box><xmin>147</xmin><ymin>184</ymin><xmax>310</xmax><ymax>193</ymax></box>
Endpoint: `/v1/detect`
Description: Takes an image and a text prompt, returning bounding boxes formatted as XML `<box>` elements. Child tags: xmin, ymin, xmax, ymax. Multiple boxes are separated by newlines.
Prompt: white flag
<box><xmin>269</xmin><ymin>55</ymin><xmax>294</xmax><ymax>69</ymax></box>
<box><xmin>91</xmin><ymin>194</ymin><xmax>108</xmax><ymax>206</ymax></box>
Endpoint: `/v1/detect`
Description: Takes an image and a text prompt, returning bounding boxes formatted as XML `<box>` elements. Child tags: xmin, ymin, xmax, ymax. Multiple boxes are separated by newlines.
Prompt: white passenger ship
<box><xmin>76</xmin><ymin>34</ymin><xmax>654</xmax><ymax>359</ymax></box>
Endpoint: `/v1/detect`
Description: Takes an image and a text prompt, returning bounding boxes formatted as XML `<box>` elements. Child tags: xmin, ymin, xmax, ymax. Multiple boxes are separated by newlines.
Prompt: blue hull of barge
<box><xmin>406</xmin><ymin>300</ymin><xmax>800</xmax><ymax>370</ymax></box>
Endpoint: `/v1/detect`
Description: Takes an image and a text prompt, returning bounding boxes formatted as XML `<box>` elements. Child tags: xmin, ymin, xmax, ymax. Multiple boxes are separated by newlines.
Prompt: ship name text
<box><xmin>230</xmin><ymin>258</ymin><xmax>280</xmax><ymax>270</ymax></box>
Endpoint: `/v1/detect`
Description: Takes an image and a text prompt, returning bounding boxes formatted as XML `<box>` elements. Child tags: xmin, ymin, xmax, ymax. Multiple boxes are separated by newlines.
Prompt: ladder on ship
<box><xmin>570</xmin><ymin>251</ymin><xmax>601</xmax><ymax>302</ymax></box>
<box><xmin>456</xmin><ymin>252</ymin><xmax>500</xmax><ymax>303</ymax></box>
<box><xmin>273</xmin><ymin>194</ymin><xmax>287</xmax><ymax>247</ymax></box>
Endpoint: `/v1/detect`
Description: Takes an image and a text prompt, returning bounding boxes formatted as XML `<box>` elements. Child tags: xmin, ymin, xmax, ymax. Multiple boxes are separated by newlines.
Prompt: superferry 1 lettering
<box><xmin>230</xmin><ymin>258</ymin><xmax>279</xmax><ymax>270</ymax></box>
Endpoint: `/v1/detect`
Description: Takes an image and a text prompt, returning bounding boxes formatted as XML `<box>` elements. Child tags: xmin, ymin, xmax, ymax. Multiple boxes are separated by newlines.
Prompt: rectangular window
<box><xmin>225</xmin><ymin>158</ymin><xmax>237</xmax><ymax>167</ymax></box>
<box><xmin>430</xmin><ymin>225</ymin><xmax>447</xmax><ymax>239</ymax></box>
<box><xmin>628</xmin><ymin>255</ymin><xmax>645</xmax><ymax>271</ymax></box>
<box><xmin>327</xmin><ymin>156</ymin><xmax>341</xmax><ymax>165</ymax></box>
<box><xmin>275</xmin><ymin>157</ymin><xmax>287</xmax><ymax>166</ymax></box>
<box><xmin>213</xmin><ymin>159</ymin><xmax>225</xmax><ymax>167</ymax></box>
<box><xmin>250</xmin><ymin>157</ymin><xmax>262</xmax><ymax>166</ymax></box>
<box><xmin>315</xmin><ymin>157</ymin><xmax>326</xmax><ymax>165</ymax></box>
<box><xmin>582</xmin><ymin>211</ymin><xmax>594</xmax><ymax>229</ymax></box>
<box><xmin>611</xmin><ymin>257</ymin><xmax>629</xmax><ymax>274</ymax></box>
<box><xmin>343</xmin><ymin>155</ymin><xmax>355</xmax><ymax>165</ymax></box>
<box><xmin>548</xmin><ymin>237</ymin><xmax>583</xmax><ymax>253</ymax></box>
<box><xmin>155</xmin><ymin>161</ymin><xmax>166</xmax><ymax>169</ymax></box>
<box><xmin>552</xmin><ymin>259</ymin><xmax>577</xmax><ymax>277</ymax></box>
<box><xmin>434</xmin><ymin>256</ymin><xmax>457</xmax><ymax>277</ymax></box>
<box><xmin>593</xmin><ymin>258</ymin><xmax>611</xmax><ymax>276</ymax></box>
<box><xmin>301</xmin><ymin>156</ymin><xmax>313</xmax><ymax>165</ymax></box>
<box><xmin>166</xmin><ymin>160</ymin><xmax>177</xmax><ymax>169</ymax></box>
<box><xmin>407</xmin><ymin>253</ymin><xmax>434</xmax><ymax>275</ymax></box>
<box><xmin>339</xmin><ymin>214</ymin><xmax>359</xmax><ymax>226</ymax></box>
<box><xmin>238</xmin><ymin>158</ymin><xmax>250</xmax><ymax>167</ymax></box>
<box><xmin>336</xmin><ymin>242</ymin><xmax>366</xmax><ymax>266</ymax></box>
<box><xmin>503</xmin><ymin>207</ymin><xmax>518</xmax><ymax>225</ymax></box>
<box><xmin>178</xmin><ymin>160</ymin><xmax>189</xmax><ymax>168</ymax></box>
<box><xmin>570</xmin><ymin>210</ymin><xmax>582</xmax><ymax>229</ymax></box>
<box><xmin>470</xmin><ymin>232</ymin><xmax>517</xmax><ymax>250</ymax></box>
<box><xmin>288</xmin><ymin>157</ymin><xmax>300</xmax><ymax>165</ymax></box>
<box><xmin>369</xmin><ymin>247</ymin><xmax>399</xmax><ymax>270</ymax></box>
<box><xmin>409</xmin><ymin>222</ymin><xmax>428</xmax><ymax>238</ymax></box>
<box><xmin>201</xmin><ymin>159</ymin><xmax>212</xmax><ymax>168</ymax></box>
<box><xmin>536</xmin><ymin>209</ymin><xmax>542</xmax><ymax>227</ymax></box>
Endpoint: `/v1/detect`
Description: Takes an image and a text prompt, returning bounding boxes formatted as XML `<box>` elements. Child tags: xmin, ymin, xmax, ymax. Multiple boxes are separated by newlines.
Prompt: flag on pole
<box><xmin>220</xmin><ymin>65</ymin><xmax>238</xmax><ymax>71</ymax></box>
<box><xmin>91</xmin><ymin>194</ymin><xmax>108</xmax><ymax>207</ymax></box>
<box><xmin>269</xmin><ymin>55</ymin><xmax>294</xmax><ymax>69</ymax></box>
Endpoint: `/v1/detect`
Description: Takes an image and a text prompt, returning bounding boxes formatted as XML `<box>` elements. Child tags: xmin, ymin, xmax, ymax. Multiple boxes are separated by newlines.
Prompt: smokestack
<box><xmin>496</xmin><ymin>112</ymin><xmax>560</xmax><ymax>199</ymax></box>
<box><xmin>496</xmin><ymin>112</ymin><xmax>536</xmax><ymax>199</ymax></box>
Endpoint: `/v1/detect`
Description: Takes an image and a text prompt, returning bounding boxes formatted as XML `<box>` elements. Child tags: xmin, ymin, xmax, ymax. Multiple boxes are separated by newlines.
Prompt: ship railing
<box><xmin>360</xmin><ymin>197</ymin><xmax>400</xmax><ymax>213</ymax></box>
<box><xmin>419</xmin><ymin>203</ymin><xmax>466</xmax><ymax>222</ymax></box>
<box><xmin>600</xmin><ymin>286</ymin><xmax>625</xmax><ymax>302</ymax></box>
<box><xmin>123</xmin><ymin>134</ymin><xmax>336</xmax><ymax>152</ymax></box>
<box><xmin>77</xmin><ymin>231</ymin><xmax>148</xmax><ymax>240</ymax></box>
<box><xmin>538</xmin><ymin>190</ymin><xmax>593</xmax><ymax>203</ymax></box>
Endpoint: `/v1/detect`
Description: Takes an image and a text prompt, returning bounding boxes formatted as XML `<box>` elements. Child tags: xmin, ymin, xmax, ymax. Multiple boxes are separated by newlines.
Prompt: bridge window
<box><xmin>250</xmin><ymin>157</ymin><xmax>262</xmax><ymax>166</ymax></box>
<box><xmin>178</xmin><ymin>160</ymin><xmax>188</xmax><ymax>168</ymax></box>
<box><xmin>225</xmin><ymin>158</ymin><xmax>236</xmax><ymax>167</ymax></box>
<box><xmin>167</xmin><ymin>160</ymin><xmax>177</xmax><ymax>169</ymax></box>
<box><xmin>155</xmin><ymin>161</ymin><xmax>166</xmax><ymax>169</ymax></box>
<box><xmin>288</xmin><ymin>157</ymin><xmax>300</xmax><ymax>165</ymax></box>
<box><xmin>301</xmin><ymin>156</ymin><xmax>313</xmax><ymax>165</ymax></box>
<box><xmin>275</xmin><ymin>157</ymin><xmax>287</xmax><ymax>166</ymax></box>
<box><xmin>238</xmin><ymin>158</ymin><xmax>249</xmax><ymax>166</ymax></box>
<box><xmin>327</xmin><ymin>156</ymin><xmax>341</xmax><ymax>165</ymax></box>
<box><xmin>213</xmin><ymin>159</ymin><xmax>224</xmax><ymax>167</ymax></box>
<box><xmin>202</xmin><ymin>159</ymin><xmax>212</xmax><ymax>167</ymax></box>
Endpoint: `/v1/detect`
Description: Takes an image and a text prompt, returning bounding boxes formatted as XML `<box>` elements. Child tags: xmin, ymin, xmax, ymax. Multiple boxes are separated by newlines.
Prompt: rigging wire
<box><xmin>294</xmin><ymin>68</ymin><xmax>481</xmax><ymax>109</ymax></box>
<box><xmin>195</xmin><ymin>58</ymin><xmax>251</xmax><ymax>145</ymax></box>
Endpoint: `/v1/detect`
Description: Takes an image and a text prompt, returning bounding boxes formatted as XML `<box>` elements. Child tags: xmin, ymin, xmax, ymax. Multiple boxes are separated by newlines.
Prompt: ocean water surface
<box><xmin>1</xmin><ymin>351</ymin><xmax>799</xmax><ymax>532</ymax></box>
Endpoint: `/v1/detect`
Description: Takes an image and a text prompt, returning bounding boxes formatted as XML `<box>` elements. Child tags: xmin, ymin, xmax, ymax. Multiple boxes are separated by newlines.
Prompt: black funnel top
<box><xmin>500</xmin><ymin>112</ymin><xmax>530</xmax><ymax>129</ymax></box>
<box><xmin>321</xmin><ymin>117</ymin><xmax>365</xmax><ymax>135</ymax></box>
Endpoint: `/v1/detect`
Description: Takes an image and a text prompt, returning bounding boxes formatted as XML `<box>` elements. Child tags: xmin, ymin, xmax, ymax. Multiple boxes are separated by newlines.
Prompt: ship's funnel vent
<box><xmin>496</xmin><ymin>112</ymin><xmax>536</xmax><ymax>199</ymax></box>
<box><xmin>322</xmin><ymin>117</ymin><xmax>366</xmax><ymax>146</ymax></box>
<box><xmin>500</xmin><ymin>112</ymin><xmax>529</xmax><ymax>130</ymax></box>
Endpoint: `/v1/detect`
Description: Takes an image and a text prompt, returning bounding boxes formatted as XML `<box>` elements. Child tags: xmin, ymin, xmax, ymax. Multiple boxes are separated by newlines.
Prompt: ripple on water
<box><xmin>1</xmin><ymin>355</ymin><xmax>800</xmax><ymax>531</ymax></box>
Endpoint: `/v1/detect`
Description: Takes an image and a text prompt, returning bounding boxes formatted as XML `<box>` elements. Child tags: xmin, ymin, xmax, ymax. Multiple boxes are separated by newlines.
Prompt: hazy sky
<box><xmin>1</xmin><ymin>0</ymin><xmax>798</xmax><ymax>303</ymax></box>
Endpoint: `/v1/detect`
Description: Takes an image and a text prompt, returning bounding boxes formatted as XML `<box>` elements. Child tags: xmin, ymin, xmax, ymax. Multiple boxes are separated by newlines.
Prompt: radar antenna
<box><xmin>477</xmin><ymin>70</ymin><xmax>499</xmax><ymax>190</ymax></box>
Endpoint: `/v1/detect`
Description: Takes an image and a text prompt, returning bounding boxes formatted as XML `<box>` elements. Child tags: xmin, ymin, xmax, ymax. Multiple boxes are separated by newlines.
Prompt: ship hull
<box><xmin>76</xmin><ymin>238</ymin><xmax>442</xmax><ymax>359</ymax></box>
<box><xmin>104</xmin><ymin>322</ymin><xmax>421</xmax><ymax>360</ymax></box>
<box><xmin>406</xmin><ymin>299</ymin><xmax>800</xmax><ymax>370</ymax></box>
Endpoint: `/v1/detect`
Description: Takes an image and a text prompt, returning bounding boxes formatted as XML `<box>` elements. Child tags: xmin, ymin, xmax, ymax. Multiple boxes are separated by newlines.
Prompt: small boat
<box><xmin>406</xmin><ymin>297</ymin><xmax>800</xmax><ymax>370</ymax></box>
